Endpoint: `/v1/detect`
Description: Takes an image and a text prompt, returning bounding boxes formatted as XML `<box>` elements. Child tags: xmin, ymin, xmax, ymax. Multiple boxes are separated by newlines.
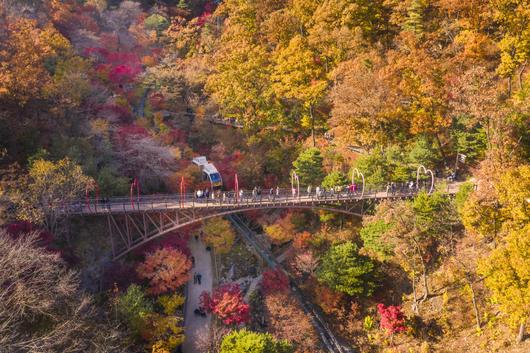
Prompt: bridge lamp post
<box><xmin>234</xmin><ymin>173</ymin><xmax>239</xmax><ymax>204</ymax></box>
<box><xmin>130</xmin><ymin>178</ymin><xmax>140</xmax><ymax>210</ymax></box>
<box><xmin>350</xmin><ymin>168</ymin><xmax>365</xmax><ymax>199</ymax></box>
<box><xmin>179</xmin><ymin>177</ymin><xmax>185</xmax><ymax>207</ymax></box>
<box><xmin>290</xmin><ymin>171</ymin><xmax>300</xmax><ymax>199</ymax></box>
<box><xmin>416</xmin><ymin>165</ymin><xmax>434</xmax><ymax>194</ymax></box>
<box><xmin>85</xmin><ymin>182</ymin><xmax>100</xmax><ymax>213</ymax></box>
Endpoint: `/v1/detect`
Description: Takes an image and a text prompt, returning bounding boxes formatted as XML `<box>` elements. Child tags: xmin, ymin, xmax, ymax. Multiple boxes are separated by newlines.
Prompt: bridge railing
<box><xmin>52</xmin><ymin>181</ymin><xmax>437</xmax><ymax>215</ymax></box>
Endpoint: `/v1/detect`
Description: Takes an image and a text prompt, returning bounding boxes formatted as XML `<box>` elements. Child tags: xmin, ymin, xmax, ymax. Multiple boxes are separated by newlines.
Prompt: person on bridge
<box><xmin>269</xmin><ymin>188</ymin><xmax>274</xmax><ymax>200</ymax></box>
<box><xmin>291</xmin><ymin>187</ymin><xmax>297</xmax><ymax>198</ymax></box>
<box><xmin>276</xmin><ymin>186</ymin><xmax>280</xmax><ymax>197</ymax></box>
<box><xmin>204</xmin><ymin>188</ymin><xmax>210</xmax><ymax>199</ymax></box>
<box><xmin>252</xmin><ymin>186</ymin><xmax>258</xmax><ymax>200</ymax></box>
<box><xmin>307</xmin><ymin>185</ymin><xmax>312</xmax><ymax>195</ymax></box>
<box><xmin>196</xmin><ymin>190</ymin><xmax>203</xmax><ymax>199</ymax></box>
<box><xmin>239</xmin><ymin>189</ymin><xmax>244</xmax><ymax>202</ymax></box>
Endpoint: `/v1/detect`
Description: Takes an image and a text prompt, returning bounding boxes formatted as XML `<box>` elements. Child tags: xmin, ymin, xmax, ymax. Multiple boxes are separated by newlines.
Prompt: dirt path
<box><xmin>182</xmin><ymin>240</ymin><xmax>213</xmax><ymax>353</ymax></box>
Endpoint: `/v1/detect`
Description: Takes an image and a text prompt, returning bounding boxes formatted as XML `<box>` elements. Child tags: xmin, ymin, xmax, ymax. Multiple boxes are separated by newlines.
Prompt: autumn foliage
<box><xmin>263</xmin><ymin>292</ymin><xmax>319</xmax><ymax>353</ymax></box>
<box><xmin>377</xmin><ymin>304</ymin><xmax>407</xmax><ymax>335</ymax></box>
<box><xmin>5</xmin><ymin>221</ymin><xmax>53</xmax><ymax>247</ymax></box>
<box><xmin>137</xmin><ymin>247</ymin><xmax>191</xmax><ymax>295</ymax></box>
<box><xmin>199</xmin><ymin>283</ymin><xmax>250</xmax><ymax>325</ymax></box>
<box><xmin>261</xmin><ymin>268</ymin><xmax>289</xmax><ymax>295</ymax></box>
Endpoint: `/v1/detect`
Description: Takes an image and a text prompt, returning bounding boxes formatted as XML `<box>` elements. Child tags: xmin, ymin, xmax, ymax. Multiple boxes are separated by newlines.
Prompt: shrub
<box><xmin>200</xmin><ymin>283</ymin><xmax>250</xmax><ymax>325</ymax></box>
<box><xmin>220</xmin><ymin>329</ymin><xmax>294</xmax><ymax>353</ymax></box>
<box><xmin>377</xmin><ymin>303</ymin><xmax>407</xmax><ymax>335</ymax></box>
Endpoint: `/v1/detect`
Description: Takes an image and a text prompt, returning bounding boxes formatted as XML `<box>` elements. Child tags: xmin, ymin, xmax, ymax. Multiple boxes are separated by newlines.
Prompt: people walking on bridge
<box><xmin>204</xmin><ymin>188</ymin><xmax>210</xmax><ymax>199</ymax></box>
<box><xmin>408</xmin><ymin>181</ymin><xmax>414</xmax><ymax>194</ymax></box>
<box><xmin>196</xmin><ymin>189</ymin><xmax>203</xmax><ymax>199</ymax></box>
<box><xmin>252</xmin><ymin>186</ymin><xmax>258</xmax><ymax>200</ymax></box>
<box><xmin>276</xmin><ymin>186</ymin><xmax>280</xmax><ymax>198</ymax></box>
<box><xmin>269</xmin><ymin>187</ymin><xmax>274</xmax><ymax>200</ymax></box>
<box><xmin>315</xmin><ymin>186</ymin><xmax>321</xmax><ymax>198</ymax></box>
<box><xmin>307</xmin><ymin>185</ymin><xmax>312</xmax><ymax>195</ymax></box>
<box><xmin>386</xmin><ymin>183</ymin><xmax>391</xmax><ymax>196</ymax></box>
<box><xmin>291</xmin><ymin>187</ymin><xmax>297</xmax><ymax>198</ymax></box>
<box><xmin>239</xmin><ymin>189</ymin><xmax>244</xmax><ymax>202</ymax></box>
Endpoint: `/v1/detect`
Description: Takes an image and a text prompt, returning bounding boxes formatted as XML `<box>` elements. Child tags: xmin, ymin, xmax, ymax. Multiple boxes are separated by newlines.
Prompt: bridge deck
<box><xmin>57</xmin><ymin>183</ymin><xmax>461</xmax><ymax>216</ymax></box>
<box><xmin>54</xmin><ymin>183</ymin><xmax>461</xmax><ymax>259</ymax></box>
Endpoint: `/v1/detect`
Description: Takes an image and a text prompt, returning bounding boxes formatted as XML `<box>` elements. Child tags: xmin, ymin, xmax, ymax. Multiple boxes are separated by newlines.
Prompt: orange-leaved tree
<box><xmin>137</xmin><ymin>247</ymin><xmax>191</xmax><ymax>295</ymax></box>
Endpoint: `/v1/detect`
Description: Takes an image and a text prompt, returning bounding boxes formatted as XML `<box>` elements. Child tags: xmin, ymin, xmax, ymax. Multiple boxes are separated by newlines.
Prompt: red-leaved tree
<box><xmin>377</xmin><ymin>303</ymin><xmax>407</xmax><ymax>335</ymax></box>
<box><xmin>199</xmin><ymin>283</ymin><xmax>250</xmax><ymax>325</ymax></box>
<box><xmin>261</xmin><ymin>268</ymin><xmax>289</xmax><ymax>295</ymax></box>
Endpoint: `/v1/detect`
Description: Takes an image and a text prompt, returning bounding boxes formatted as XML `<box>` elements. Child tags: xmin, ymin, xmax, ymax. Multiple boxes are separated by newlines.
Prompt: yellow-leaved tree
<box><xmin>478</xmin><ymin>224</ymin><xmax>530</xmax><ymax>343</ymax></box>
<box><xmin>16</xmin><ymin>158</ymin><xmax>93</xmax><ymax>232</ymax></box>
<box><xmin>201</xmin><ymin>218</ymin><xmax>236</xmax><ymax>254</ymax></box>
<box><xmin>0</xmin><ymin>18</ymin><xmax>71</xmax><ymax>105</ymax></box>
<box><xmin>271</xmin><ymin>35</ymin><xmax>327</xmax><ymax>146</ymax></box>
<box><xmin>461</xmin><ymin>164</ymin><xmax>530</xmax><ymax>240</ymax></box>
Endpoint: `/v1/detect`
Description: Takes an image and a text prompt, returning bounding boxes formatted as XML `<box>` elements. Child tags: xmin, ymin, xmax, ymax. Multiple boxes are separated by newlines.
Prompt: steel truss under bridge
<box><xmin>53</xmin><ymin>182</ymin><xmax>460</xmax><ymax>260</ymax></box>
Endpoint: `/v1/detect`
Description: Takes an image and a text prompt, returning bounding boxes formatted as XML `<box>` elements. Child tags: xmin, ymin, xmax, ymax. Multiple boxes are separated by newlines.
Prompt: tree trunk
<box><xmin>518</xmin><ymin>61</ymin><xmax>527</xmax><ymax>90</ymax></box>
<box><xmin>435</xmin><ymin>134</ymin><xmax>447</xmax><ymax>169</ymax></box>
<box><xmin>516</xmin><ymin>322</ymin><xmax>525</xmax><ymax>343</ymax></box>
<box><xmin>412</xmin><ymin>271</ymin><xmax>419</xmax><ymax>314</ymax></box>
<box><xmin>310</xmin><ymin>105</ymin><xmax>316</xmax><ymax>147</ymax></box>
<box><xmin>468</xmin><ymin>281</ymin><xmax>481</xmax><ymax>330</ymax></box>
<box><xmin>421</xmin><ymin>266</ymin><xmax>429</xmax><ymax>301</ymax></box>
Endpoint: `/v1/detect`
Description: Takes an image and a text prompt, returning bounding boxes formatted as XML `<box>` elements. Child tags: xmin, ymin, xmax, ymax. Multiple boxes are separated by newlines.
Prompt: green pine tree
<box><xmin>177</xmin><ymin>0</ymin><xmax>188</xmax><ymax>10</ymax></box>
<box><xmin>317</xmin><ymin>241</ymin><xmax>376</xmax><ymax>296</ymax></box>
<box><xmin>293</xmin><ymin>147</ymin><xmax>325</xmax><ymax>186</ymax></box>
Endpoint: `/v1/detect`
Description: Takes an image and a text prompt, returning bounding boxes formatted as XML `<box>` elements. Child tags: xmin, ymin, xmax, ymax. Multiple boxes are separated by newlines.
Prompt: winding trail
<box><xmin>182</xmin><ymin>240</ymin><xmax>213</xmax><ymax>353</ymax></box>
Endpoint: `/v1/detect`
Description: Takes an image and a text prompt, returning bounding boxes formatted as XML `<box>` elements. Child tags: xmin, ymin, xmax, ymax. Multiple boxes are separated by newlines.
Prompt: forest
<box><xmin>0</xmin><ymin>0</ymin><xmax>529</xmax><ymax>353</ymax></box>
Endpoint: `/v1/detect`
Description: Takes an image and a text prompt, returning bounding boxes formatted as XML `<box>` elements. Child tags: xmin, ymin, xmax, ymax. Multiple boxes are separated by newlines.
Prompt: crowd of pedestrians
<box><xmin>191</xmin><ymin>179</ymin><xmax>429</xmax><ymax>206</ymax></box>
